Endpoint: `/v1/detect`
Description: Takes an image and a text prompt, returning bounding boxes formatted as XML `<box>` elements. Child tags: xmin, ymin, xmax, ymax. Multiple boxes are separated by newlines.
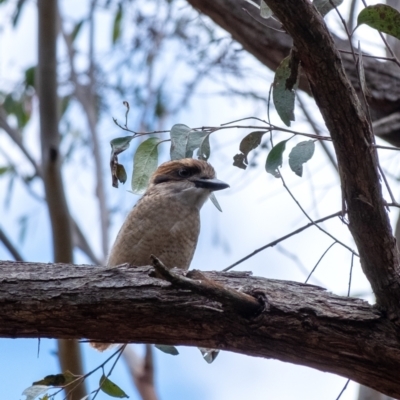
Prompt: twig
<box><xmin>348</xmin><ymin>253</ymin><xmax>354</xmax><ymax>297</ymax></box>
<box><xmin>223</xmin><ymin>211</ymin><xmax>345</xmax><ymax>272</ymax></box>
<box><xmin>305</xmin><ymin>242</ymin><xmax>337</xmax><ymax>284</ymax></box>
<box><xmin>335</xmin><ymin>379</ymin><xmax>350</xmax><ymax>400</ymax></box>
<box><xmin>373</xmin><ymin>144</ymin><xmax>400</xmax><ymax>151</ymax></box>
<box><xmin>338</xmin><ymin>49</ymin><xmax>395</xmax><ymax>62</ymax></box>
<box><xmin>378</xmin><ymin>164</ymin><xmax>399</xmax><ymax>206</ymax></box>
<box><xmin>203</xmin><ymin>123</ymin><xmax>332</xmax><ymax>141</ymax></box>
<box><xmin>0</xmin><ymin>226</ymin><xmax>23</xmax><ymax>261</ymax></box>
<box><xmin>280</xmin><ymin>174</ymin><xmax>358</xmax><ymax>256</ymax></box>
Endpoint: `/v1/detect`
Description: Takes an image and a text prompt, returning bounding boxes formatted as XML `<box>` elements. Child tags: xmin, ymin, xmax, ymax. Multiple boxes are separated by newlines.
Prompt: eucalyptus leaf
<box><xmin>186</xmin><ymin>130</ymin><xmax>209</xmax><ymax>158</ymax></box>
<box><xmin>240</xmin><ymin>131</ymin><xmax>265</xmax><ymax>161</ymax></box>
<box><xmin>198</xmin><ymin>133</ymin><xmax>211</xmax><ymax>161</ymax></box>
<box><xmin>260</xmin><ymin>0</ymin><xmax>272</xmax><ymax>18</ymax></box>
<box><xmin>273</xmin><ymin>56</ymin><xmax>298</xmax><ymax>127</ymax></box>
<box><xmin>288</xmin><ymin>140</ymin><xmax>315</xmax><ymax>177</ymax></box>
<box><xmin>22</xmin><ymin>385</ymin><xmax>48</xmax><ymax>400</ymax></box>
<box><xmin>116</xmin><ymin>163</ymin><xmax>127</xmax><ymax>184</ymax></box>
<box><xmin>199</xmin><ymin>347</ymin><xmax>220</xmax><ymax>364</ymax></box>
<box><xmin>112</xmin><ymin>4</ymin><xmax>123</xmax><ymax>44</ymax></box>
<box><xmin>99</xmin><ymin>375</ymin><xmax>128</xmax><ymax>398</ymax></box>
<box><xmin>209</xmin><ymin>192</ymin><xmax>222</xmax><ymax>212</ymax></box>
<box><xmin>170</xmin><ymin>124</ymin><xmax>192</xmax><ymax>160</ymax></box>
<box><xmin>110</xmin><ymin>136</ymin><xmax>134</xmax><ymax>156</ymax></box>
<box><xmin>155</xmin><ymin>344</ymin><xmax>179</xmax><ymax>355</ymax></box>
<box><xmin>131</xmin><ymin>137</ymin><xmax>160</xmax><ymax>194</ymax></box>
<box><xmin>265</xmin><ymin>140</ymin><xmax>288</xmax><ymax>178</ymax></box>
<box><xmin>357</xmin><ymin>4</ymin><xmax>400</xmax><ymax>40</ymax></box>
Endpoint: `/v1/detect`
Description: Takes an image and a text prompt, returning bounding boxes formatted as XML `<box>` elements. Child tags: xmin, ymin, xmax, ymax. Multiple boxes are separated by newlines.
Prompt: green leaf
<box><xmin>131</xmin><ymin>137</ymin><xmax>160</xmax><ymax>194</ymax></box>
<box><xmin>155</xmin><ymin>344</ymin><xmax>179</xmax><ymax>355</ymax></box>
<box><xmin>22</xmin><ymin>385</ymin><xmax>48</xmax><ymax>400</ymax></box>
<box><xmin>357</xmin><ymin>4</ymin><xmax>400</xmax><ymax>40</ymax></box>
<box><xmin>71</xmin><ymin>20</ymin><xmax>84</xmax><ymax>42</ymax></box>
<box><xmin>3</xmin><ymin>93</ymin><xmax>30</xmax><ymax>129</ymax></box>
<box><xmin>186</xmin><ymin>131</ymin><xmax>209</xmax><ymax>158</ymax></box>
<box><xmin>288</xmin><ymin>140</ymin><xmax>315</xmax><ymax>177</ymax></box>
<box><xmin>0</xmin><ymin>166</ymin><xmax>11</xmax><ymax>176</ymax></box>
<box><xmin>260</xmin><ymin>0</ymin><xmax>272</xmax><ymax>18</ymax></box>
<box><xmin>209</xmin><ymin>193</ymin><xmax>222</xmax><ymax>212</ymax></box>
<box><xmin>100</xmin><ymin>375</ymin><xmax>129</xmax><ymax>398</ymax></box>
<box><xmin>112</xmin><ymin>4</ymin><xmax>123</xmax><ymax>44</ymax></box>
<box><xmin>170</xmin><ymin>124</ymin><xmax>192</xmax><ymax>160</ymax></box>
<box><xmin>198</xmin><ymin>133</ymin><xmax>211</xmax><ymax>161</ymax></box>
<box><xmin>313</xmin><ymin>0</ymin><xmax>343</xmax><ymax>17</ymax></box>
<box><xmin>24</xmin><ymin>66</ymin><xmax>35</xmax><ymax>88</ymax></box>
<box><xmin>110</xmin><ymin>136</ymin><xmax>134</xmax><ymax>157</ymax></box>
<box><xmin>265</xmin><ymin>140</ymin><xmax>288</xmax><ymax>178</ymax></box>
<box><xmin>60</xmin><ymin>95</ymin><xmax>71</xmax><ymax>117</ymax></box>
<box><xmin>116</xmin><ymin>163</ymin><xmax>127</xmax><ymax>184</ymax></box>
<box><xmin>273</xmin><ymin>56</ymin><xmax>298</xmax><ymax>127</ymax></box>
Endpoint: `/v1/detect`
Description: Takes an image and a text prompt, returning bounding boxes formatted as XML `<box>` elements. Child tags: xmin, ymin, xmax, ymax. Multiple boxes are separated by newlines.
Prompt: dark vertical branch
<box><xmin>37</xmin><ymin>1</ymin><xmax>86</xmax><ymax>399</ymax></box>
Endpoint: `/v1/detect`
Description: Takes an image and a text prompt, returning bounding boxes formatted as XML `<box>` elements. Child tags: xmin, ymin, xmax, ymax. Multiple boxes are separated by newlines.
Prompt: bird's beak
<box><xmin>193</xmin><ymin>178</ymin><xmax>230</xmax><ymax>191</ymax></box>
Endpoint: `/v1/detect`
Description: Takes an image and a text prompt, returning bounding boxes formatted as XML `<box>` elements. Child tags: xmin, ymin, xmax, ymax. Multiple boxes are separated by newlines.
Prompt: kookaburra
<box><xmin>91</xmin><ymin>158</ymin><xmax>229</xmax><ymax>351</ymax></box>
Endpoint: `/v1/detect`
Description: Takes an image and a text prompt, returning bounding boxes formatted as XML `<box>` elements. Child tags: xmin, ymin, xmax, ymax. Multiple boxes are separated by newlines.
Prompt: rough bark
<box><xmin>186</xmin><ymin>0</ymin><xmax>400</xmax><ymax>146</ymax></box>
<box><xmin>258</xmin><ymin>0</ymin><xmax>400</xmax><ymax>321</ymax></box>
<box><xmin>1</xmin><ymin>261</ymin><xmax>400</xmax><ymax>397</ymax></box>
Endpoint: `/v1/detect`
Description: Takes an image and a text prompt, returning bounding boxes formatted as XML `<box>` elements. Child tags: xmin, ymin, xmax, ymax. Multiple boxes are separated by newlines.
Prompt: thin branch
<box><xmin>0</xmin><ymin>106</ymin><xmax>42</xmax><ymax>178</ymax></box>
<box><xmin>336</xmin><ymin>379</ymin><xmax>351</xmax><ymax>400</ymax></box>
<box><xmin>305</xmin><ymin>241</ymin><xmax>337</xmax><ymax>284</ymax></box>
<box><xmin>377</xmin><ymin>163</ymin><xmax>399</xmax><ymax>206</ymax></box>
<box><xmin>348</xmin><ymin>253</ymin><xmax>354</xmax><ymax>297</ymax></box>
<box><xmin>223</xmin><ymin>211</ymin><xmax>345</xmax><ymax>271</ymax></box>
<box><xmin>0</xmin><ymin>226</ymin><xmax>23</xmax><ymax>261</ymax></box>
<box><xmin>280</xmin><ymin>174</ymin><xmax>358</xmax><ymax>256</ymax></box>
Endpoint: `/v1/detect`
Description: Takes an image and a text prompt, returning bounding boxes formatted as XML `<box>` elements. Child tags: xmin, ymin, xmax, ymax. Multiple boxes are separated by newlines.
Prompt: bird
<box><xmin>91</xmin><ymin>158</ymin><xmax>229</xmax><ymax>351</ymax></box>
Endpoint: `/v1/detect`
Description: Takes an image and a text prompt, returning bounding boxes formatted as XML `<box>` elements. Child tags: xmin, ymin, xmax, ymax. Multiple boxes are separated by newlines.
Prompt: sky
<box><xmin>0</xmin><ymin>1</ymin><xmax>397</xmax><ymax>400</ymax></box>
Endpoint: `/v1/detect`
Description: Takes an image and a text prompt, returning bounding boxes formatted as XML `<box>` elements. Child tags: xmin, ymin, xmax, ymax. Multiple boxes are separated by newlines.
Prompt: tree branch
<box><xmin>263</xmin><ymin>0</ymin><xmax>400</xmax><ymax>322</ymax></box>
<box><xmin>186</xmin><ymin>0</ymin><xmax>400</xmax><ymax>146</ymax></box>
<box><xmin>1</xmin><ymin>261</ymin><xmax>400</xmax><ymax>397</ymax></box>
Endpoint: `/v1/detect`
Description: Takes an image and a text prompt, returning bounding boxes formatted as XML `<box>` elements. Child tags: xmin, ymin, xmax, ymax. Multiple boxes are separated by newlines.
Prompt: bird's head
<box><xmin>148</xmin><ymin>158</ymin><xmax>229</xmax><ymax>209</ymax></box>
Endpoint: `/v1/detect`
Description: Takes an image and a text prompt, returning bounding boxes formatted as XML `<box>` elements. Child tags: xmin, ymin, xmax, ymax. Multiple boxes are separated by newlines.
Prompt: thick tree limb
<box><xmin>1</xmin><ymin>261</ymin><xmax>400</xmax><ymax>397</ymax></box>
<box><xmin>261</xmin><ymin>0</ymin><xmax>400</xmax><ymax>321</ymax></box>
<box><xmin>186</xmin><ymin>0</ymin><xmax>400</xmax><ymax>146</ymax></box>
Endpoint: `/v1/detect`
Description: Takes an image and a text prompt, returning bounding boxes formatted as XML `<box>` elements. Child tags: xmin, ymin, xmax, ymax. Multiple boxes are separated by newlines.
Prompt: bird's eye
<box><xmin>178</xmin><ymin>168</ymin><xmax>190</xmax><ymax>177</ymax></box>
